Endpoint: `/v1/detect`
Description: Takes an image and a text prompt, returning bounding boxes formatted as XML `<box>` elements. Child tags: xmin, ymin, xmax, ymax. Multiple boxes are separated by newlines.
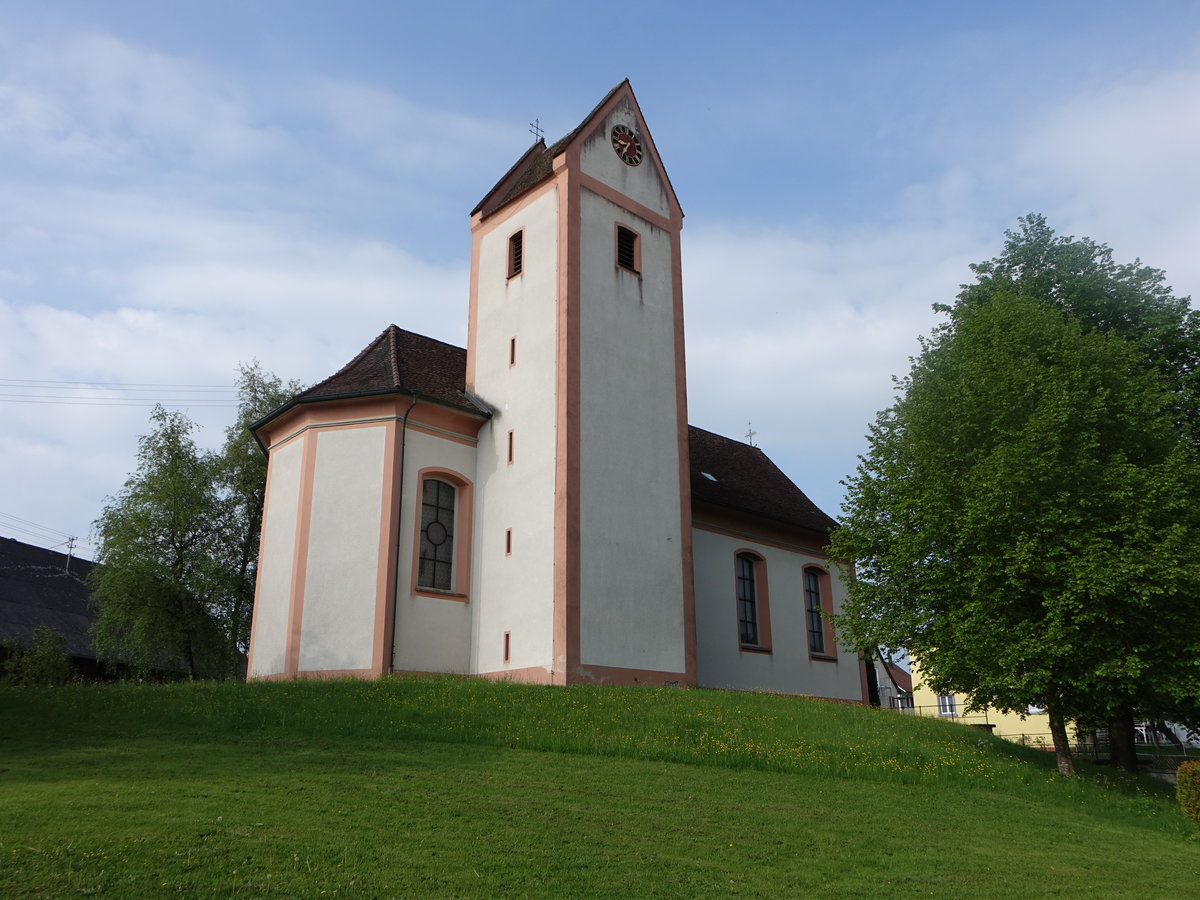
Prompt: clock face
<box><xmin>611</xmin><ymin>124</ymin><xmax>644</xmax><ymax>166</ymax></box>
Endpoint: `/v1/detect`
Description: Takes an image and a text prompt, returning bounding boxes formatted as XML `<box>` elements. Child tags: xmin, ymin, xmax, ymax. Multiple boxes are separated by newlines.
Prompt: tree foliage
<box><xmin>89</xmin><ymin>364</ymin><xmax>300</xmax><ymax>679</ymax></box>
<box><xmin>90</xmin><ymin>407</ymin><xmax>229</xmax><ymax>678</ymax></box>
<box><xmin>2</xmin><ymin>625</ymin><xmax>72</xmax><ymax>686</ymax></box>
<box><xmin>832</xmin><ymin>218</ymin><xmax>1200</xmax><ymax>773</ymax></box>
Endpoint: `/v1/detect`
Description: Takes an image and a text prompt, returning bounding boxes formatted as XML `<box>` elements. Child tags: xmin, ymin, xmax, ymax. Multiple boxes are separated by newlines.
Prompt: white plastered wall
<box><xmin>692</xmin><ymin>527</ymin><xmax>862</xmax><ymax>700</ymax></box>
<box><xmin>392</xmin><ymin>425</ymin><xmax>477</xmax><ymax>674</ymax></box>
<box><xmin>249</xmin><ymin>438</ymin><xmax>303</xmax><ymax>677</ymax></box>
<box><xmin>575</xmin><ymin>190</ymin><xmax>685</xmax><ymax>675</ymax></box>
<box><xmin>470</xmin><ymin>187</ymin><xmax>559</xmax><ymax>676</ymax></box>
<box><xmin>297</xmin><ymin>426</ymin><xmax>386</xmax><ymax>672</ymax></box>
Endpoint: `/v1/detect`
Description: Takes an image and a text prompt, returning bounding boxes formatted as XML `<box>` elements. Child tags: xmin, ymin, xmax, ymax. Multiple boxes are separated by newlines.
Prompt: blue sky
<box><xmin>3</xmin><ymin>1</ymin><xmax>1199</xmax><ymax>555</ymax></box>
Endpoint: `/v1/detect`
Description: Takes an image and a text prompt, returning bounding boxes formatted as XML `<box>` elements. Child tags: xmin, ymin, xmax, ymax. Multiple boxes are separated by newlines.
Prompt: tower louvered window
<box><xmin>616</xmin><ymin>225</ymin><xmax>638</xmax><ymax>272</ymax></box>
<box><xmin>508</xmin><ymin>230</ymin><xmax>523</xmax><ymax>278</ymax></box>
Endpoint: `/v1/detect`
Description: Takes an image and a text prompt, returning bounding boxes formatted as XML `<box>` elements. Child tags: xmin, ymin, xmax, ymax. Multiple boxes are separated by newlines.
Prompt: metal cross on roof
<box><xmin>745</xmin><ymin>422</ymin><xmax>757</xmax><ymax>447</ymax></box>
<box><xmin>529</xmin><ymin>118</ymin><xmax>544</xmax><ymax>142</ymax></box>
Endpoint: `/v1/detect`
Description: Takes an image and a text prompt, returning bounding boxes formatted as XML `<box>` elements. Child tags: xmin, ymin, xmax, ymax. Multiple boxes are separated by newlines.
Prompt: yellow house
<box><xmin>907</xmin><ymin>658</ymin><xmax>1056</xmax><ymax>748</ymax></box>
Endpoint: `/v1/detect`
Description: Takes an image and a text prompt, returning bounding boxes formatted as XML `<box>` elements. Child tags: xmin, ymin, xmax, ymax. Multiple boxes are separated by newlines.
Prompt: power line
<box><xmin>0</xmin><ymin>510</ymin><xmax>74</xmax><ymax>538</ymax></box>
<box><xmin>0</xmin><ymin>378</ymin><xmax>235</xmax><ymax>389</ymax></box>
<box><xmin>0</xmin><ymin>395</ymin><xmax>238</xmax><ymax>406</ymax></box>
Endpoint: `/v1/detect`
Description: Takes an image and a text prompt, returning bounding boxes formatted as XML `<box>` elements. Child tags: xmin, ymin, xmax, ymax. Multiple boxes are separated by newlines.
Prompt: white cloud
<box><xmin>1007</xmin><ymin>57</ymin><xmax>1200</xmax><ymax>296</ymax></box>
<box><xmin>0</xmin><ymin>32</ymin><xmax>285</xmax><ymax>168</ymax></box>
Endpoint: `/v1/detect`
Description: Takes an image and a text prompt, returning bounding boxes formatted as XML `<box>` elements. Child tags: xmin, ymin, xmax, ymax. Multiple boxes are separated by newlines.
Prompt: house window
<box><xmin>805</xmin><ymin>569</ymin><xmax>825</xmax><ymax>654</ymax></box>
<box><xmin>736</xmin><ymin>553</ymin><xmax>759</xmax><ymax>647</ymax></box>
<box><xmin>418</xmin><ymin>478</ymin><xmax>455</xmax><ymax>591</ymax></box>
<box><xmin>616</xmin><ymin>225</ymin><xmax>639</xmax><ymax>273</ymax></box>
<box><xmin>508</xmin><ymin>230</ymin><xmax>524</xmax><ymax>278</ymax></box>
<box><xmin>937</xmin><ymin>694</ymin><xmax>957</xmax><ymax>717</ymax></box>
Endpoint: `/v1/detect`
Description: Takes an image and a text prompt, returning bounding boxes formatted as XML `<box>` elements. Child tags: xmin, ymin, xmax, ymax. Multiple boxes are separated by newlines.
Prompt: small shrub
<box><xmin>1178</xmin><ymin>760</ymin><xmax>1200</xmax><ymax>826</ymax></box>
<box><xmin>2</xmin><ymin>626</ymin><xmax>72</xmax><ymax>686</ymax></box>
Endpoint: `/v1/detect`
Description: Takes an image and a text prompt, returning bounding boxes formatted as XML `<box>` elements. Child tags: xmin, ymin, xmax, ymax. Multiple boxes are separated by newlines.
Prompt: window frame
<box><xmin>411</xmin><ymin>468</ymin><xmax>473</xmax><ymax>601</ymax></box>
<box><xmin>507</xmin><ymin>228</ymin><xmax>524</xmax><ymax>279</ymax></box>
<box><xmin>734</xmin><ymin>550</ymin><xmax>772</xmax><ymax>653</ymax></box>
<box><xmin>937</xmin><ymin>694</ymin><xmax>958</xmax><ymax>717</ymax></box>
<box><xmin>615</xmin><ymin>223</ymin><xmax>641</xmax><ymax>274</ymax></box>
<box><xmin>803</xmin><ymin>565</ymin><xmax>838</xmax><ymax>661</ymax></box>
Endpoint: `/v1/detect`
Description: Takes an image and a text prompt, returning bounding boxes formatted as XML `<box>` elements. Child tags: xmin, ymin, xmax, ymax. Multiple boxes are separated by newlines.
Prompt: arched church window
<box><xmin>418</xmin><ymin>478</ymin><xmax>456</xmax><ymax>591</ymax></box>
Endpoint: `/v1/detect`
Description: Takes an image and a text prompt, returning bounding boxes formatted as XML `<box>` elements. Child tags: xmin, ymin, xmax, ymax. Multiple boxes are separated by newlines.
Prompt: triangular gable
<box><xmin>471</xmin><ymin>80</ymin><xmax>681</xmax><ymax>223</ymax></box>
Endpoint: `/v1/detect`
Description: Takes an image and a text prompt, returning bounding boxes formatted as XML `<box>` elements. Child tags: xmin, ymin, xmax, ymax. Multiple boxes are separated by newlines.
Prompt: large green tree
<box><xmin>832</xmin><ymin>286</ymin><xmax>1200</xmax><ymax>774</ymax></box>
<box><xmin>90</xmin><ymin>407</ymin><xmax>229</xmax><ymax>678</ymax></box>
<box><xmin>90</xmin><ymin>365</ymin><xmax>300</xmax><ymax>679</ymax></box>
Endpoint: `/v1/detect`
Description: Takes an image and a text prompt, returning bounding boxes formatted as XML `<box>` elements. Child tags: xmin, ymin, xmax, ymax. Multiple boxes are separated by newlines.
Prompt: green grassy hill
<box><xmin>1</xmin><ymin>677</ymin><xmax>1195</xmax><ymax>897</ymax></box>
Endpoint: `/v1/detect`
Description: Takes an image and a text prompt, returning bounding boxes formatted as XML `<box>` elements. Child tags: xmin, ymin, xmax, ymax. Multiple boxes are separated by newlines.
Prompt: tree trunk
<box><xmin>1108</xmin><ymin>708</ymin><xmax>1139</xmax><ymax>772</ymax></box>
<box><xmin>1047</xmin><ymin>708</ymin><xmax>1075</xmax><ymax>776</ymax></box>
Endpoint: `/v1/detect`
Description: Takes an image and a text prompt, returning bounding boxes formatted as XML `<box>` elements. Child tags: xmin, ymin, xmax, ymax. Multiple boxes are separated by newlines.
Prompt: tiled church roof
<box><xmin>471</xmin><ymin>82</ymin><xmax>627</xmax><ymax>221</ymax></box>
<box><xmin>254</xmin><ymin>326</ymin><xmax>485</xmax><ymax>434</ymax></box>
<box><xmin>688</xmin><ymin>425</ymin><xmax>837</xmax><ymax>535</ymax></box>
<box><xmin>261</xmin><ymin>327</ymin><xmax>835</xmax><ymax>535</ymax></box>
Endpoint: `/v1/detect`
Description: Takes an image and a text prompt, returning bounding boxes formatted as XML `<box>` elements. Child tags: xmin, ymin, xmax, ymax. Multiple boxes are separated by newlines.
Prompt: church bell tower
<box><xmin>466</xmin><ymin>81</ymin><xmax>696</xmax><ymax>685</ymax></box>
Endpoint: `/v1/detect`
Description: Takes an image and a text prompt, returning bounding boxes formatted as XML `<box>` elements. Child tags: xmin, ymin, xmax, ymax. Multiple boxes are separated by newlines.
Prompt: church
<box><xmin>246</xmin><ymin>81</ymin><xmax>869</xmax><ymax>703</ymax></box>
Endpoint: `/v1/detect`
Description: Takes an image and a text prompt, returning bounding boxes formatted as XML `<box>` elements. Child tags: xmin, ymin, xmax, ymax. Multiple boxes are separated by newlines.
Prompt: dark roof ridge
<box><xmin>471</xmin><ymin>79</ymin><xmax>630</xmax><ymax>220</ymax></box>
<box><xmin>303</xmin><ymin>324</ymin><xmax>403</xmax><ymax>397</ymax></box>
<box><xmin>470</xmin><ymin>138</ymin><xmax>549</xmax><ymax>217</ymax></box>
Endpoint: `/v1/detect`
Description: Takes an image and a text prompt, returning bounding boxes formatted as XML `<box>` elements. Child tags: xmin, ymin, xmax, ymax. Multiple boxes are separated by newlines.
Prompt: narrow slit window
<box><xmin>503</xmin><ymin>631</ymin><xmax>511</xmax><ymax>663</ymax></box>
<box><xmin>508</xmin><ymin>230</ymin><xmax>524</xmax><ymax>278</ymax></box>
<box><xmin>509</xmin><ymin>337</ymin><xmax>517</xmax><ymax>366</ymax></box>
<box><xmin>505</xmin><ymin>528</ymin><xmax>513</xmax><ymax>555</ymax></box>
<box><xmin>507</xmin><ymin>430</ymin><xmax>514</xmax><ymax>464</ymax></box>
<box><xmin>616</xmin><ymin>225</ymin><xmax>639</xmax><ymax>272</ymax></box>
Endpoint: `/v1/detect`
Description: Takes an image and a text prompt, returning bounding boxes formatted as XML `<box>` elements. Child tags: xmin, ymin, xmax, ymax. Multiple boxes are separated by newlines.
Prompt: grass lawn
<box><xmin>2</xmin><ymin>677</ymin><xmax>1197</xmax><ymax>897</ymax></box>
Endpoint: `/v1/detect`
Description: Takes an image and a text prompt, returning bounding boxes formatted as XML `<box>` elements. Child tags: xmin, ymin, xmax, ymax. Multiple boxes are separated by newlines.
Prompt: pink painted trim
<box><xmin>284</xmin><ymin>432</ymin><xmax>319</xmax><ymax>677</ymax></box>
<box><xmin>258</xmin><ymin>395</ymin><xmax>485</xmax><ymax>452</ymax></box>
<box><xmin>409</xmin><ymin>467</ymin><xmax>475</xmax><ymax>601</ymax></box>
<box><xmin>671</xmin><ymin>223</ymin><xmax>696</xmax><ymax>684</ymax></box>
<box><xmin>245</xmin><ymin>427</ymin><xmax>280</xmax><ymax>677</ymax></box>
<box><xmin>372</xmin><ymin>418</ymin><xmax>402</xmax><ymax>676</ymax></box>
<box><xmin>579</xmin><ymin>172</ymin><xmax>673</xmax><ymax>231</ymax></box>
<box><xmin>569</xmin><ymin>663</ymin><xmax>689</xmax><ymax>687</ymax></box>
<box><xmin>478</xmin><ymin>665</ymin><xmax>554</xmax><ymax>685</ymax></box>
<box><xmin>858</xmin><ymin>655</ymin><xmax>872</xmax><ymax>705</ymax></box>
<box><xmin>691</xmin><ymin>504</ymin><xmax>831</xmax><ymax>557</ymax></box>
<box><xmin>552</xmin><ymin>156</ymin><xmax>582</xmax><ymax>687</ymax></box>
